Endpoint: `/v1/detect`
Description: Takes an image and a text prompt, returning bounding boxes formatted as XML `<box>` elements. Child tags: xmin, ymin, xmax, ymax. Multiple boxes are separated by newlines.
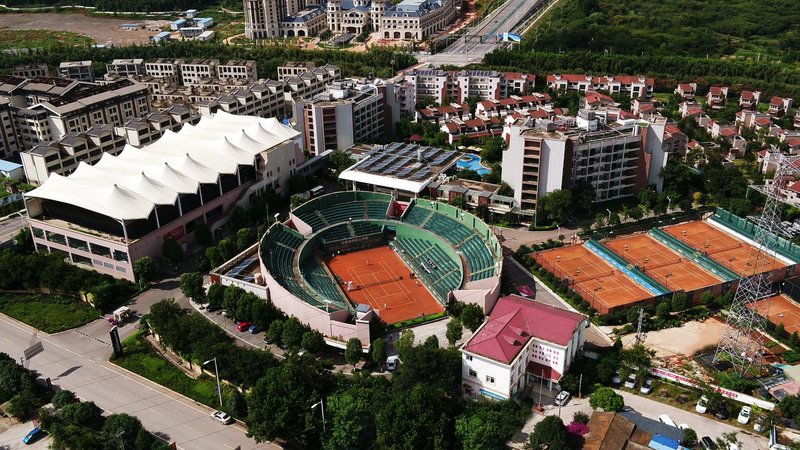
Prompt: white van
<box><xmin>658</xmin><ymin>414</ymin><xmax>677</xmax><ymax>428</ymax></box>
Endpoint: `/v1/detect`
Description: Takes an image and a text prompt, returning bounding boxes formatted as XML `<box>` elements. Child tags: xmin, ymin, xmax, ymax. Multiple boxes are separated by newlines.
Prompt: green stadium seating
<box><xmin>300</xmin><ymin>257</ymin><xmax>349</xmax><ymax>309</ymax></box>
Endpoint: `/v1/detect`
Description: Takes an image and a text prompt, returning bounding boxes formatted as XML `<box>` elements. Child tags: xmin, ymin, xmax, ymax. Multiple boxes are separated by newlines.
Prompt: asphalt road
<box><xmin>0</xmin><ymin>314</ymin><xmax>277</xmax><ymax>450</ymax></box>
<box><xmin>0</xmin><ymin>215</ymin><xmax>25</xmax><ymax>245</ymax></box>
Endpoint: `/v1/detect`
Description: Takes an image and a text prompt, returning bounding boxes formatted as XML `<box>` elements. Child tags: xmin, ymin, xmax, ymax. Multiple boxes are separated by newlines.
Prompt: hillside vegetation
<box><xmin>526</xmin><ymin>0</ymin><xmax>800</xmax><ymax>62</ymax></box>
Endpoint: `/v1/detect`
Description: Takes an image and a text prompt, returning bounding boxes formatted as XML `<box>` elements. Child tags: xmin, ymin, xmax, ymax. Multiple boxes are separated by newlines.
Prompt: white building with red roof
<box><xmin>460</xmin><ymin>295</ymin><xmax>588</xmax><ymax>400</ymax></box>
<box><xmin>769</xmin><ymin>96</ymin><xmax>794</xmax><ymax>117</ymax></box>
<box><xmin>706</xmin><ymin>86</ymin><xmax>729</xmax><ymax>110</ymax></box>
<box><xmin>546</xmin><ymin>74</ymin><xmax>654</xmax><ymax>98</ymax></box>
<box><xmin>739</xmin><ymin>90</ymin><xmax>761</xmax><ymax>110</ymax></box>
<box><xmin>674</xmin><ymin>83</ymin><xmax>697</xmax><ymax>99</ymax></box>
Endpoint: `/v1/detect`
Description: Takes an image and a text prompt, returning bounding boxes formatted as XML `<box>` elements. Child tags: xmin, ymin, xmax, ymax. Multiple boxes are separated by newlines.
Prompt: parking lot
<box><xmin>0</xmin><ymin>420</ymin><xmax>51</xmax><ymax>450</ymax></box>
<box><xmin>509</xmin><ymin>387</ymin><xmax>768</xmax><ymax>448</ymax></box>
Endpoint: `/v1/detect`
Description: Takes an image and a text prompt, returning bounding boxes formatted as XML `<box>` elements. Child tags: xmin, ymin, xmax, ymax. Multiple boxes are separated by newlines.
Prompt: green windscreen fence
<box><xmin>711</xmin><ymin>208</ymin><xmax>800</xmax><ymax>264</ymax></box>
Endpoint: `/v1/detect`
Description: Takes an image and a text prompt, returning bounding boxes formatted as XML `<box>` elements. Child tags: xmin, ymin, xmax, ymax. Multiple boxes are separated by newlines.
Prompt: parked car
<box><xmin>737</xmin><ymin>406</ymin><xmax>751</xmax><ymax>424</ymax></box>
<box><xmin>211</xmin><ymin>410</ymin><xmax>234</xmax><ymax>424</ymax></box>
<box><xmin>236</xmin><ymin>321</ymin><xmax>251</xmax><ymax>332</ymax></box>
<box><xmin>754</xmin><ymin>415</ymin><xmax>767</xmax><ymax>432</ymax></box>
<box><xmin>696</xmin><ymin>395</ymin><xmax>709</xmax><ymax>414</ymax></box>
<box><xmin>554</xmin><ymin>391</ymin><xmax>571</xmax><ymax>406</ymax></box>
<box><xmin>611</xmin><ymin>370</ymin><xmax>622</xmax><ymax>384</ymax></box>
<box><xmin>715</xmin><ymin>403</ymin><xmax>729</xmax><ymax>420</ymax></box>
<box><xmin>700</xmin><ymin>436</ymin><xmax>717</xmax><ymax>449</ymax></box>
<box><xmin>386</xmin><ymin>356</ymin><xmax>400</xmax><ymax>371</ymax></box>
<box><xmin>23</xmin><ymin>427</ymin><xmax>45</xmax><ymax>444</ymax></box>
<box><xmin>658</xmin><ymin>414</ymin><xmax>677</xmax><ymax>428</ymax></box>
<box><xmin>206</xmin><ymin>304</ymin><xmax>220</xmax><ymax>312</ymax></box>
<box><xmin>678</xmin><ymin>423</ymin><xmax>689</xmax><ymax>430</ymax></box>
<box><xmin>624</xmin><ymin>374</ymin><xmax>637</xmax><ymax>389</ymax></box>
<box><xmin>249</xmin><ymin>324</ymin><xmax>260</xmax><ymax>334</ymax></box>
<box><xmin>640</xmin><ymin>378</ymin><xmax>654</xmax><ymax>394</ymax></box>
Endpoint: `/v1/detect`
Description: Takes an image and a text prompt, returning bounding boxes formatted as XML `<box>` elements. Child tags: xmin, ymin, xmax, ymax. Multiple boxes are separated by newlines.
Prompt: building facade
<box><xmin>402</xmin><ymin>69</ymin><xmax>534</xmax><ymax>107</ymax></box>
<box><xmin>295</xmin><ymin>78</ymin><xmax>399</xmax><ymax>155</ymax></box>
<box><xmin>25</xmin><ymin>112</ymin><xmax>302</xmax><ymax>282</ymax></box>
<box><xmin>546</xmin><ymin>74</ymin><xmax>654</xmax><ymax>98</ymax></box>
<box><xmin>461</xmin><ymin>295</ymin><xmax>587</xmax><ymax>400</ymax></box>
<box><xmin>57</xmin><ymin>61</ymin><xmax>95</xmax><ymax>83</ymax></box>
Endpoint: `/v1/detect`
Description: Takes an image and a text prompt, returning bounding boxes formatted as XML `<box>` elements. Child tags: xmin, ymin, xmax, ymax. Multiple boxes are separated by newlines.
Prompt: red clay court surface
<box><xmin>749</xmin><ymin>294</ymin><xmax>800</xmax><ymax>336</ymax></box>
<box><xmin>663</xmin><ymin>221</ymin><xmax>785</xmax><ymax>276</ymax></box>
<box><xmin>534</xmin><ymin>244</ymin><xmax>651</xmax><ymax>313</ymax></box>
<box><xmin>325</xmin><ymin>246</ymin><xmax>444</xmax><ymax>324</ymax></box>
<box><xmin>605</xmin><ymin>234</ymin><xmax>722</xmax><ymax>293</ymax></box>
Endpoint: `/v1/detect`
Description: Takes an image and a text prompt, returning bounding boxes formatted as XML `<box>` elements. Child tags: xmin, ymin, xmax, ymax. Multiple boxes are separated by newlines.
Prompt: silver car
<box><xmin>211</xmin><ymin>410</ymin><xmax>234</xmax><ymax>425</ymax></box>
<box><xmin>554</xmin><ymin>390</ymin><xmax>571</xmax><ymax>406</ymax></box>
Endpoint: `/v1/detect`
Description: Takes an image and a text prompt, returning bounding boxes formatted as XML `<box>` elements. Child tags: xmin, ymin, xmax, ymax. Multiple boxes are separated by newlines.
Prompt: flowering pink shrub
<box><xmin>566</xmin><ymin>421</ymin><xmax>590</xmax><ymax>436</ymax></box>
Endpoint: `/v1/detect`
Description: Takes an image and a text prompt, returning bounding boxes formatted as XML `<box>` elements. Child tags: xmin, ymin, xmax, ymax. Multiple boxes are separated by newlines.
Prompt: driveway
<box><xmin>0</xmin><ymin>420</ymin><xmax>51</xmax><ymax>450</ymax></box>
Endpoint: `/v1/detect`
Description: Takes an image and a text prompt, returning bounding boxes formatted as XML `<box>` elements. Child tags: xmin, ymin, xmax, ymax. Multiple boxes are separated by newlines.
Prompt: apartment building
<box><xmin>277</xmin><ymin>61</ymin><xmax>317</xmax><ymax>80</ymax></box>
<box><xmin>106</xmin><ymin>59</ymin><xmax>146</xmax><ymax>78</ymax></box>
<box><xmin>144</xmin><ymin>59</ymin><xmax>183</xmax><ymax>84</ymax></box>
<box><xmin>196</xmin><ymin>80</ymin><xmax>287</xmax><ymax>119</ymax></box>
<box><xmin>0</xmin><ymin>75</ymin><xmax>150</xmax><ymax>150</ymax></box>
<box><xmin>403</xmin><ymin>69</ymin><xmax>534</xmax><ymax>108</ymax></box>
<box><xmin>179</xmin><ymin>59</ymin><xmax>258</xmax><ymax>86</ymax></box>
<box><xmin>294</xmin><ymin>78</ymin><xmax>399</xmax><ymax>155</ymax></box>
<box><xmin>13</xmin><ymin>64</ymin><xmax>49</xmax><ymax>79</ymax></box>
<box><xmin>282</xmin><ymin>63</ymin><xmax>342</xmax><ymax>101</ymax></box>
<box><xmin>546</xmin><ymin>74</ymin><xmax>654</xmax><ymax>98</ymax></box>
<box><xmin>461</xmin><ymin>295</ymin><xmax>587</xmax><ymax>400</ymax></box>
<box><xmin>0</xmin><ymin>101</ymin><xmax>21</xmax><ymax>159</ymax></box>
<box><xmin>20</xmin><ymin>106</ymin><xmax>198</xmax><ymax>185</ymax></box>
<box><xmin>501</xmin><ymin>112</ymin><xmax>652</xmax><ymax>212</ymax></box>
<box><xmin>57</xmin><ymin>61</ymin><xmax>95</xmax><ymax>83</ymax></box>
<box><xmin>24</xmin><ymin>112</ymin><xmax>302</xmax><ymax>282</ymax></box>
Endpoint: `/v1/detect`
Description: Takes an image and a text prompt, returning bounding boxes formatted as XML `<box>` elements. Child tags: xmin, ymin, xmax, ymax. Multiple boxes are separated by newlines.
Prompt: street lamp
<box><xmin>311</xmin><ymin>399</ymin><xmax>326</xmax><ymax>433</ymax></box>
<box><xmin>666</xmin><ymin>196</ymin><xmax>672</xmax><ymax>213</ymax></box>
<box><xmin>203</xmin><ymin>358</ymin><xmax>223</xmax><ymax>407</ymax></box>
<box><xmin>606</xmin><ymin>208</ymin><xmax>612</xmax><ymax>225</ymax></box>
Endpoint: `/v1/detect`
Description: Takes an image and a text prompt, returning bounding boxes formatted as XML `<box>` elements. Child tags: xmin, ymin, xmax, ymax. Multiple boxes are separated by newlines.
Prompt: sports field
<box><xmin>534</xmin><ymin>244</ymin><xmax>651</xmax><ymax>313</ymax></box>
<box><xmin>605</xmin><ymin>234</ymin><xmax>722</xmax><ymax>292</ymax></box>
<box><xmin>325</xmin><ymin>246</ymin><xmax>444</xmax><ymax>324</ymax></box>
<box><xmin>749</xmin><ymin>294</ymin><xmax>800</xmax><ymax>336</ymax></box>
<box><xmin>663</xmin><ymin>221</ymin><xmax>785</xmax><ymax>276</ymax></box>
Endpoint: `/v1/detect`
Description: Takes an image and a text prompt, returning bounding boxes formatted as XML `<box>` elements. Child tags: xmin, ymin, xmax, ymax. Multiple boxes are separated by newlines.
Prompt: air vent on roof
<box><xmin>503</xmin><ymin>335</ymin><xmax>520</xmax><ymax>346</ymax></box>
<box><xmin>509</xmin><ymin>326</ymin><xmax>527</xmax><ymax>337</ymax></box>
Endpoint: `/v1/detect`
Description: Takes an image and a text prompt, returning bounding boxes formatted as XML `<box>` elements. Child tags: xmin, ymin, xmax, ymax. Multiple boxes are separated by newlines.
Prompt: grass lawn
<box><xmin>0</xmin><ymin>29</ymin><xmax>92</xmax><ymax>50</ymax></box>
<box><xmin>0</xmin><ymin>294</ymin><xmax>100</xmax><ymax>333</ymax></box>
<box><xmin>112</xmin><ymin>330</ymin><xmax>219</xmax><ymax>407</ymax></box>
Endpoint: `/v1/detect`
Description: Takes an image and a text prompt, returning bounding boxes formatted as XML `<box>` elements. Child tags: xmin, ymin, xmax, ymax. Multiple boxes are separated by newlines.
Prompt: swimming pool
<box><xmin>456</xmin><ymin>153</ymin><xmax>491</xmax><ymax>176</ymax></box>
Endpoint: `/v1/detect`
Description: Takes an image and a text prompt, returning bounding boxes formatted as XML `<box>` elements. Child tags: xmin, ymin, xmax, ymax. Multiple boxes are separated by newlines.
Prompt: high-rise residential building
<box><xmin>293</xmin><ymin>78</ymin><xmax>399</xmax><ymax>155</ymax></box>
<box><xmin>13</xmin><ymin>64</ymin><xmax>49</xmax><ymax>78</ymax></box>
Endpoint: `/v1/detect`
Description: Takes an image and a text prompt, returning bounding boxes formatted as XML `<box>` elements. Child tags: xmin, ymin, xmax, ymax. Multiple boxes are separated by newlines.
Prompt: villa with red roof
<box><xmin>461</xmin><ymin>295</ymin><xmax>588</xmax><ymax>400</ymax></box>
<box><xmin>546</xmin><ymin>74</ymin><xmax>654</xmax><ymax>98</ymax></box>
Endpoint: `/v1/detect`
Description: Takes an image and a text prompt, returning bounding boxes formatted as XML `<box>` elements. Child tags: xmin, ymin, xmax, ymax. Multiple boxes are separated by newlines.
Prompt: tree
<box><xmin>589</xmin><ymin>387</ymin><xmax>625</xmax><ymax>412</ymax></box>
<box><xmin>103</xmin><ymin>413</ymin><xmax>143</xmax><ymax>448</ymax></box>
<box><xmin>455</xmin><ymin>401</ymin><xmax>530</xmax><ymax>450</ymax></box>
<box><xmin>449</xmin><ymin>195</ymin><xmax>467</xmax><ymax>209</ymax></box>
<box><xmin>328</xmin><ymin>150</ymin><xmax>356</xmax><ymax>176</ymax></box>
<box><xmin>7</xmin><ymin>390</ymin><xmax>39</xmax><ymax>419</ymax></box>
<box><xmin>345</xmin><ymin>338</ymin><xmax>362</xmax><ymax>367</ymax></box>
<box><xmin>236</xmin><ymin>227</ymin><xmax>258</xmax><ymax>251</ymax></box>
<box><xmin>246</xmin><ymin>357</ymin><xmax>329</xmax><ymax>447</ymax></box>
<box><xmin>61</xmin><ymin>401</ymin><xmax>104</xmax><ymax>429</ymax></box>
<box><xmin>672</xmin><ymin>292</ymin><xmax>688</xmax><ymax>311</ymax></box>
<box><xmin>267</xmin><ymin>320</ymin><xmax>284</xmax><ymax>346</ymax></box>
<box><xmin>323</xmin><ymin>376</ymin><xmax>385</xmax><ymax>450</ymax></box>
<box><xmin>682</xmin><ymin>428</ymin><xmax>698</xmax><ymax>447</ymax></box>
<box><xmin>371</xmin><ymin>337</ymin><xmax>387</xmax><ymax>365</ymax></box>
<box><xmin>376</xmin><ymin>384</ymin><xmax>454</xmax><ymax>450</ymax></box>
<box><xmin>656</xmin><ymin>301</ymin><xmax>671</xmax><ymax>316</ymax></box>
<box><xmin>528</xmin><ymin>416</ymin><xmax>569</xmax><ymax>450</ymax></box>
<box><xmin>207</xmin><ymin>283</ymin><xmax>226</xmax><ymax>310</ymax></box>
<box><xmin>301</xmin><ymin>330</ymin><xmax>325</xmax><ymax>353</ymax></box>
<box><xmin>779</xmin><ymin>394</ymin><xmax>800</xmax><ymax>422</ymax></box>
<box><xmin>224</xmin><ymin>389</ymin><xmax>248</xmax><ymax>418</ymax></box>
<box><xmin>446</xmin><ymin>318</ymin><xmax>463</xmax><ymax>347</ymax></box>
<box><xmin>180</xmin><ymin>272</ymin><xmax>205</xmax><ymax>303</ymax></box>
<box><xmin>396</xmin><ymin>329</ymin><xmax>415</xmax><ymax>359</ymax></box>
<box><xmin>460</xmin><ymin>303</ymin><xmax>485</xmax><ymax>332</ymax></box>
<box><xmin>715</xmin><ymin>431</ymin><xmax>742</xmax><ymax>450</ymax></box>
<box><xmin>479</xmin><ymin>136</ymin><xmax>505</xmax><ymax>163</ymax></box>
<box><xmin>162</xmin><ymin>236</ymin><xmax>184</xmax><ymax>267</ymax></box>
<box><xmin>281</xmin><ymin>317</ymin><xmax>305</xmax><ymax>348</ymax></box>
<box><xmin>205</xmin><ymin>246</ymin><xmax>223</xmax><ymax>268</ymax></box>
<box><xmin>621</xmin><ymin>343</ymin><xmax>655</xmax><ymax>383</ymax></box>
<box><xmin>133</xmin><ymin>256</ymin><xmax>157</xmax><ymax>286</ymax></box>
<box><xmin>193</xmin><ymin>221</ymin><xmax>213</xmax><ymax>247</ymax></box>
<box><xmin>13</xmin><ymin>228</ymin><xmax>33</xmax><ymax>253</ymax></box>
<box><xmin>539</xmin><ymin>189</ymin><xmax>573</xmax><ymax>223</ymax></box>
<box><xmin>52</xmin><ymin>390</ymin><xmax>77</xmax><ymax>409</ymax></box>
<box><xmin>571</xmin><ymin>181</ymin><xmax>596</xmax><ymax>214</ymax></box>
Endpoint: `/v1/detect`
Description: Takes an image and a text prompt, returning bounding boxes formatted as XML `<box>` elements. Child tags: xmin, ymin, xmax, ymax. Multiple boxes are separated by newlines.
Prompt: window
<box><xmin>485</xmin><ymin>375</ymin><xmax>495</xmax><ymax>384</ymax></box>
<box><xmin>469</xmin><ymin>369</ymin><xmax>477</xmax><ymax>377</ymax></box>
<box><xmin>113</xmin><ymin>250</ymin><xmax>129</xmax><ymax>262</ymax></box>
<box><xmin>466</xmin><ymin>355</ymin><xmax>473</xmax><ymax>361</ymax></box>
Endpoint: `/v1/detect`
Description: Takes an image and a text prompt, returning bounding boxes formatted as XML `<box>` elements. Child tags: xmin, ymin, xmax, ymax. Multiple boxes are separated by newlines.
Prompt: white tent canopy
<box><xmin>26</xmin><ymin>112</ymin><xmax>300</xmax><ymax>222</ymax></box>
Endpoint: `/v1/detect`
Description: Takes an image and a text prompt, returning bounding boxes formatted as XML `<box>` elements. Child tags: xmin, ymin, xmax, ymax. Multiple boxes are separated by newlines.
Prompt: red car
<box><xmin>236</xmin><ymin>322</ymin><xmax>251</xmax><ymax>332</ymax></box>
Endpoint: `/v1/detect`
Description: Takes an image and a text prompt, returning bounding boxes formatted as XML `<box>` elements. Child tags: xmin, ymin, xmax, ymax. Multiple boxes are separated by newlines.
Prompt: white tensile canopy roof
<box><xmin>26</xmin><ymin>111</ymin><xmax>300</xmax><ymax>221</ymax></box>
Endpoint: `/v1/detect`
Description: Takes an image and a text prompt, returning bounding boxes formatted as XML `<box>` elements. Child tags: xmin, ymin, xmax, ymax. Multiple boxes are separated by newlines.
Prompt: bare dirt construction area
<box><xmin>621</xmin><ymin>318</ymin><xmax>725</xmax><ymax>358</ymax></box>
<box><xmin>0</xmin><ymin>13</ymin><xmax>157</xmax><ymax>46</ymax></box>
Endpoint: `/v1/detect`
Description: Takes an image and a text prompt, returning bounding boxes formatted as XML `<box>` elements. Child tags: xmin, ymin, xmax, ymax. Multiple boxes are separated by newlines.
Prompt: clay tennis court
<box><xmin>749</xmin><ymin>294</ymin><xmax>800</xmax><ymax>336</ymax></box>
<box><xmin>663</xmin><ymin>221</ymin><xmax>785</xmax><ymax>276</ymax></box>
<box><xmin>534</xmin><ymin>244</ymin><xmax>652</xmax><ymax>313</ymax></box>
<box><xmin>605</xmin><ymin>234</ymin><xmax>722</xmax><ymax>292</ymax></box>
<box><xmin>325</xmin><ymin>246</ymin><xmax>444</xmax><ymax>324</ymax></box>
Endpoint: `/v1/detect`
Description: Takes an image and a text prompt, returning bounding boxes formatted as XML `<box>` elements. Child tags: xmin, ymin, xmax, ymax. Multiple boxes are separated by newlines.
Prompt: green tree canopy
<box><xmin>589</xmin><ymin>387</ymin><xmax>625</xmax><ymax>412</ymax></box>
<box><xmin>179</xmin><ymin>272</ymin><xmax>205</xmax><ymax>303</ymax></box>
<box><xmin>528</xmin><ymin>415</ymin><xmax>569</xmax><ymax>450</ymax></box>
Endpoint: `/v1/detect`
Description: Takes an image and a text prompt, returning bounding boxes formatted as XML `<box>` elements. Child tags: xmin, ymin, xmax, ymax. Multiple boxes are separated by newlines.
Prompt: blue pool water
<box><xmin>456</xmin><ymin>153</ymin><xmax>491</xmax><ymax>175</ymax></box>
